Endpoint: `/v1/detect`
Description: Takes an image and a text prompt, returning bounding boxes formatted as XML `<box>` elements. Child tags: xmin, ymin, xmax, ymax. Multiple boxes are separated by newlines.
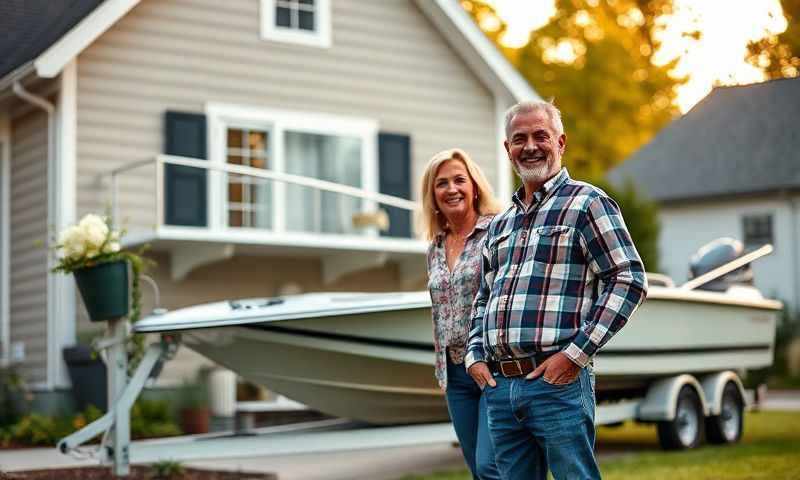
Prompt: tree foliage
<box><xmin>747</xmin><ymin>0</ymin><xmax>800</xmax><ymax>79</ymax></box>
<box><xmin>594</xmin><ymin>179</ymin><xmax>660</xmax><ymax>272</ymax></box>
<box><xmin>464</xmin><ymin>0</ymin><xmax>683</xmax><ymax>181</ymax></box>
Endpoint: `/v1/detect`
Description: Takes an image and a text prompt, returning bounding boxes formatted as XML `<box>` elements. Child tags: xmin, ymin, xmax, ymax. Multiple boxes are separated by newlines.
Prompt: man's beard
<box><xmin>513</xmin><ymin>155</ymin><xmax>557</xmax><ymax>184</ymax></box>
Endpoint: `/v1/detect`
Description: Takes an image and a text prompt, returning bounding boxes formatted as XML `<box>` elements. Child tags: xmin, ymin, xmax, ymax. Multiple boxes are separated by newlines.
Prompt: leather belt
<box><xmin>488</xmin><ymin>351</ymin><xmax>559</xmax><ymax>378</ymax></box>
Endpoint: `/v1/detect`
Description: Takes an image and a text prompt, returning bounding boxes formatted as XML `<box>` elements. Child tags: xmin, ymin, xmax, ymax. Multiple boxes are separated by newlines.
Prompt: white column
<box><xmin>494</xmin><ymin>92</ymin><xmax>512</xmax><ymax>205</ymax></box>
<box><xmin>53</xmin><ymin>59</ymin><xmax>78</xmax><ymax>387</ymax></box>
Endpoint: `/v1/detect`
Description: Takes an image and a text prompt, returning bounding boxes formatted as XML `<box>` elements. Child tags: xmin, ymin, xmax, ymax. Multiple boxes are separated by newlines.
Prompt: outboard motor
<box><xmin>688</xmin><ymin>238</ymin><xmax>754</xmax><ymax>292</ymax></box>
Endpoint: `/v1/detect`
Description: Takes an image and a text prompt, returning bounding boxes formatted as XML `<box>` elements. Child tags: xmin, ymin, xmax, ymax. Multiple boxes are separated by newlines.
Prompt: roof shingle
<box><xmin>0</xmin><ymin>0</ymin><xmax>103</xmax><ymax>80</ymax></box>
<box><xmin>608</xmin><ymin>77</ymin><xmax>800</xmax><ymax>203</ymax></box>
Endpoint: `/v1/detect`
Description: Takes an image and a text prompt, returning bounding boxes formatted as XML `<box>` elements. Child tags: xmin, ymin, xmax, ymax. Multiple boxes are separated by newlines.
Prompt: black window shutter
<box><xmin>378</xmin><ymin>133</ymin><xmax>411</xmax><ymax>238</ymax></box>
<box><xmin>164</xmin><ymin>111</ymin><xmax>207</xmax><ymax>227</ymax></box>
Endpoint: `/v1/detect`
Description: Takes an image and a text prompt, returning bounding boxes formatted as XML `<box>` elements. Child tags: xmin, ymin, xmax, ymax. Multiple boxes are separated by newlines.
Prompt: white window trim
<box><xmin>206</xmin><ymin>102</ymin><xmax>378</xmax><ymax>240</ymax></box>
<box><xmin>260</xmin><ymin>0</ymin><xmax>332</xmax><ymax>48</ymax></box>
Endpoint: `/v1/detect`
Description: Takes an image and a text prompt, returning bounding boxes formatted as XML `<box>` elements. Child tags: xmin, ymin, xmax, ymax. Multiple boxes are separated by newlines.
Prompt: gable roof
<box><xmin>0</xmin><ymin>0</ymin><xmax>537</xmax><ymax>102</ymax></box>
<box><xmin>609</xmin><ymin>77</ymin><xmax>800</xmax><ymax>203</ymax></box>
<box><xmin>0</xmin><ymin>0</ymin><xmax>104</xmax><ymax>80</ymax></box>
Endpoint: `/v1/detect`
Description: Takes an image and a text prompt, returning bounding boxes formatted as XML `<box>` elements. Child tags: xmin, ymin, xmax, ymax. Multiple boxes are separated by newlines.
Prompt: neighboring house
<box><xmin>0</xmin><ymin>0</ymin><xmax>537</xmax><ymax>404</ymax></box>
<box><xmin>609</xmin><ymin>77</ymin><xmax>800</xmax><ymax>311</ymax></box>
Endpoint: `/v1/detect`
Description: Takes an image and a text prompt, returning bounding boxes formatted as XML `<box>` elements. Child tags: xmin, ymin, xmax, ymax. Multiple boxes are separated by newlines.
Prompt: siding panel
<box><xmin>10</xmin><ymin>110</ymin><xmax>48</xmax><ymax>385</ymax></box>
<box><xmin>76</xmin><ymin>0</ymin><xmax>497</xmax><ymax>230</ymax></box>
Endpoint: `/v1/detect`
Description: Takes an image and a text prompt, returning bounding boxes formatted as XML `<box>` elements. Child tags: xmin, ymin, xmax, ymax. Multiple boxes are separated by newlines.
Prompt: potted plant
<box><xmin>53</xmin><ymin>214</ymin><xmax>153</xmax><ymax>369</ymax></box>
<box><xmin>177</xmin><ymin>381</ymin><xmax>210</xmax><ymax>434</ymax></box>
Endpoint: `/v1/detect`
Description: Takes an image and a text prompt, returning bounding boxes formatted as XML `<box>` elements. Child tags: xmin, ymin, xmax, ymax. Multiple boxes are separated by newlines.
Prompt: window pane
<box><xmin>298</xmin><ymin>10</ymin><xmax>315</xmax><ymax>30</ymax></box>
<box><xmin>276</xmin><ymin>6</ymin><xmax>291</xmax><ymax>27</ymax></box>
<box><xmin>250</xmin><ymin>157</ymin><xmax>267</xmax><ymax>169</ymax></box>
<box><xmin>249</xmin><ymin>131</ymin><xmax>267</xmax><ymax>153</ymax></box>
<box><xmin>742</xmin><ymin>213</ymin><xmax>774</xmax><ymax>249</ymax></box>
<box><xmin>227</xmin><ymin>129</ymin><xmax>244</xmax><ymax>149</ymax></box>
<box><xmin>299</xmin><ymin>0</ymin><xmax>314</xmax><ymax>5</ymax></box>
<box><xmin>228</xmin><ymin>180</ymin><xmax>243</xmax><ymax>202</ymax></box>
<box><xmin>284</xmin><ymin>131</ymin><xmax>362</xmax><ymax>234</ymax></box>
<box><xmin>227</xmin><ymin>154</ymin><xmax>244</xmax><ymax>166</ymax></box>
<box><xmin>229</xmin><ymin>210</ymin><xmax>243</xmax><ymax>227</ymax></box>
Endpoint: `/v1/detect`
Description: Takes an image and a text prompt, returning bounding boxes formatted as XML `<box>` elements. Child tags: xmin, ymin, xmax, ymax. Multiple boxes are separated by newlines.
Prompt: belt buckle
<box><xmin>499</xmin><ymin>359</ymin><xmax>524</xmax><ymax>377</ymax></box>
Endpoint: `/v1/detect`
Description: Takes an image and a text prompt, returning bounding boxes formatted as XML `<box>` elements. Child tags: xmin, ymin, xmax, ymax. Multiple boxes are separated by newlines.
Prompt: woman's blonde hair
<box><xmin>418</xmin><ymin>148</ymin><xmax>503</xmax><ymax>241</ymax></box>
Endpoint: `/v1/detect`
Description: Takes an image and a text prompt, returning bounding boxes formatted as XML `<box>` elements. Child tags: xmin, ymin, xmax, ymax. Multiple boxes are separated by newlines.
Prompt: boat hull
<box><xmin>182</xmin><ymin>308</ymin><xmax>446</xmax><ymax>424</ymax></box>
<box><xmin>138</xmin><ymin>287</ymin><xmax>779</xmax><ymax>424</ymax></box>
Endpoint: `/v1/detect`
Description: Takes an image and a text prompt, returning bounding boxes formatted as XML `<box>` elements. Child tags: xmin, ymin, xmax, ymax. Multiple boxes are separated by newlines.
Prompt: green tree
<box><xmin>595</xmin><ymin>179</ymin><xmax>660</xmax><ymax>272</ymax></box>
<box><xmin>747</xmin><ymin>0</ymin><xmax>800</xmax><ymax>79</ymax></box>
<box><xmin>463</xmin><ymin>0</ymin><xmax>683</xmax><ymax>181</ymax></box>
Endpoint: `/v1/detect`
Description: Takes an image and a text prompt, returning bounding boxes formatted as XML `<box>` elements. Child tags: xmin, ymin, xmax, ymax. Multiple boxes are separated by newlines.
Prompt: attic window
<box><xmin>260</xmin><ymin>0</ymin><xmax>331</xmax><ymax>48</ymax></box>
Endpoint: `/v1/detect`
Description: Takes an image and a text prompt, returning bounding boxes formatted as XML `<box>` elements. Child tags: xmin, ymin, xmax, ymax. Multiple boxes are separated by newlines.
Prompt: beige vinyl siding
<box><xmin>76</xmin><ymin>0</ymin><xmax>497</xmax><ymax>231</ymax></box>
<box><xmin>10</xmin><ymin>109</ymin><xmax>48</xmax><ymax>384</ymax></box>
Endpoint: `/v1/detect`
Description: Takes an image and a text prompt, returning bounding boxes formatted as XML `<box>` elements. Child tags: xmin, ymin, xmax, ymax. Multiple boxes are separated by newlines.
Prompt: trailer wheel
<box><xmin>657</xmin><ymin>385</ymin><xmax>704</xmax><ymax>450</ymax></box>
<box><xmin>706</xmin><ymin>382</ymin><xmax>744</xmax><ymax>444</ymax></box>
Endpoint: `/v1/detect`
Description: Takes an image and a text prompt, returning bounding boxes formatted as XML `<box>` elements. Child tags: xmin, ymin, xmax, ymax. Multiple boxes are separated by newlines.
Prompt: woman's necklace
<box><xmin>445</xmin><ymin>231</ymin><xmax>469</xmax><ymax>272</ymax></box>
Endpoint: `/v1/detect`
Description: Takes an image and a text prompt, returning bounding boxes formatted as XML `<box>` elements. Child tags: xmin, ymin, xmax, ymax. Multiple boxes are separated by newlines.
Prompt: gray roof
<box><xmin>608</xmin><ymin>77</ymin><xmax>800</xmax><ymax>203</ymax></box>
<box><xmin>0</xmin><ymin>0</ymin><xmax>103</xmax><ymax>80</ymax></box>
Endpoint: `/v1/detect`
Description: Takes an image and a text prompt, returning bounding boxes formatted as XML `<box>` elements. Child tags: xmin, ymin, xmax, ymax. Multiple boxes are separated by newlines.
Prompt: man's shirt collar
<box><xmin>511</xmin><ymin>168</ymin><xmax>570</xmax><ymax>211</ymax></box>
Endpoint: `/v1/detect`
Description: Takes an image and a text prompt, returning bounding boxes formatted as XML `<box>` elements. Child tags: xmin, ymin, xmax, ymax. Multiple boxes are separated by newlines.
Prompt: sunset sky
<box><xmin>480</xmin><ymin>0</ymin><xmax>789</xmax><ymax>112</ymax></box>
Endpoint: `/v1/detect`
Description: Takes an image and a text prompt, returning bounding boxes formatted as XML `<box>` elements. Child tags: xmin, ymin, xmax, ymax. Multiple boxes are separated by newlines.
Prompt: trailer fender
<box><xmin>637</xmin><ymin>374</ymin><xmax>709</xmax><ymax>421</ymax></box>
<box><xmin>699</xmin><ymin>371</ymin><xmax>747</xmax><ymax>415</ymax></box>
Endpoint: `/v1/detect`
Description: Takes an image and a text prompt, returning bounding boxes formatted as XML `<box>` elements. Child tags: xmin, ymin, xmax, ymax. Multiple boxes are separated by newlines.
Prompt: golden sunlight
<box><xmin>482</xmin><ymin>0</ymin><xmax>789</xmax><ymax>112</ymax></box>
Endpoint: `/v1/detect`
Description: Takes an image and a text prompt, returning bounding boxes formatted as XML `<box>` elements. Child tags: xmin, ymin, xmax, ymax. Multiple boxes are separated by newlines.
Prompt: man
<box><xmin>466</xmin><ymin>100</ymin><xmax>648</xmax><ymax>479</ymax></box>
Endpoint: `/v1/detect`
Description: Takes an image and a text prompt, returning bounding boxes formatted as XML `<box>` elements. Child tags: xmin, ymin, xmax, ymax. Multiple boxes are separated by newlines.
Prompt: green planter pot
<box><xmin>74</xmin><ymin>260</ymin><xmax>130</xmax><ymax>322</ymax></box>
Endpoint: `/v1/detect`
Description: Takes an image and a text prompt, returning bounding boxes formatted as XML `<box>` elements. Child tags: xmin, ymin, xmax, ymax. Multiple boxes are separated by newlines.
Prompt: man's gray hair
<box><xmin>504</xmin><ymin>100</ymin><xmax>564</xmax><ymax>138</ymax></box>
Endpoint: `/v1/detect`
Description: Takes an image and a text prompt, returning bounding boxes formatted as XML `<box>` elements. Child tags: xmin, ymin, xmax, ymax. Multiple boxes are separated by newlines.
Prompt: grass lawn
<box><xmin>399</xmin><ymin>410</ymin><xmax>800</xmax><ymax>480</ymax></box>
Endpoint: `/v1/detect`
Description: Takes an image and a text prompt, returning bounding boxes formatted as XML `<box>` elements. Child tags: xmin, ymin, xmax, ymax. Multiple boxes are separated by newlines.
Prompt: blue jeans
<box><xmin>483</xmin><ymin>367</ymin><xmax>600</xmax><ymax>480</ymax></box>
<box><xmin>446</xmin><ymin>357</ymin><xmax>502</xmax><ymax>480</ymax></box>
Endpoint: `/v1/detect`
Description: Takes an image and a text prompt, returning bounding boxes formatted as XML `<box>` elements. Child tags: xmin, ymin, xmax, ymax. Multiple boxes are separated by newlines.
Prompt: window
<box><xmin>208</xmin><ymin>104</ymin><xmax>377</xmax><ymax>236</ymax></box>
<box><xmin>226</xmin><ymin>128</ymin><xmax>272</xmax><ymax>228</ymax></box>
<box><xmin>260</xmin><ymin>0</ymin><xmax>331</xmax><ymax>48</ymax></box>
<box><xmin>742</xmin><ymin>213</ymin><xmax>774</xmax><ymax>249</ymax></box>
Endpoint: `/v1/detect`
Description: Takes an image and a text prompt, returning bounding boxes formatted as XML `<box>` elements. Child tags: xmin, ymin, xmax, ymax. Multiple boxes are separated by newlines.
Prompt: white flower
<box><xmin>59</xmin><ymin>226</ymin><xmax>87</xmax><ymax>261</ymax></box>
<box><xmin>78</xmin><ymin>214</ymin><xmax>109</xmax><ymax>251</ymax></box>
<box><xmin>103</xmin><ymin>241</ymin><xmax>121</xmax><ymax>254</ymax></box>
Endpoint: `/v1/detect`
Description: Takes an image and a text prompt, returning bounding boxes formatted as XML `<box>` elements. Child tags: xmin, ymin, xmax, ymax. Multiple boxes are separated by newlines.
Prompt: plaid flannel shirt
<box><xmin>465</xmin><ymin>169</ymin><xmax>648</xmax><ymax>369</ymax></box>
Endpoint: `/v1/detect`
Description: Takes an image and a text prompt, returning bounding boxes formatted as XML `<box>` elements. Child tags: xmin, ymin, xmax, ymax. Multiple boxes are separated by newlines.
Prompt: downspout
<box><xmin>13</xmin><ymin>81</ymin><xmax>57</xmax><ymax>389</ymax></box>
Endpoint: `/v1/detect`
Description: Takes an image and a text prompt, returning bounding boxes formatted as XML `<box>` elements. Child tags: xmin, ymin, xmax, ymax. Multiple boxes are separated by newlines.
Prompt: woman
<box><xmin>420</xmin><ymin>148</ymin><xmax>503</xmax><ymax>480</ymax></box>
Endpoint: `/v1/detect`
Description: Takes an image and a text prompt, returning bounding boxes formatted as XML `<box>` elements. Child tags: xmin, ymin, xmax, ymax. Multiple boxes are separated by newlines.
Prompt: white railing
<box><xmin>105</xmin><ymin>154</ymin><xmax>419</xmax><ymax>237</ymax></box>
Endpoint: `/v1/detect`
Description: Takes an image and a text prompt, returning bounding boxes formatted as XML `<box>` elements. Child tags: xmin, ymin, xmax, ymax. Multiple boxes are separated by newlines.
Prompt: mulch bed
<box><xmin>0</xmin><ymin>467</ymin><xmax>276</xmax><ymax>479</ymax></box>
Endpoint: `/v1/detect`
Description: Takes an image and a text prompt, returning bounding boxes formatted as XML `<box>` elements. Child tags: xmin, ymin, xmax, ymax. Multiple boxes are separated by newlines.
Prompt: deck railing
<box><xmin>105</xmin><ymin>154</ymin><xmax>419</xmax><ymax>239</ymax></box>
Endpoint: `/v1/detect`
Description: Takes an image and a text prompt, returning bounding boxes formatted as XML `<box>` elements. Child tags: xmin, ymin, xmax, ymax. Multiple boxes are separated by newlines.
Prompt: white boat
<box><xmin>134</xmin><ymin>281</ymin><xmax>781</xmax><ymax>425</ymax></box>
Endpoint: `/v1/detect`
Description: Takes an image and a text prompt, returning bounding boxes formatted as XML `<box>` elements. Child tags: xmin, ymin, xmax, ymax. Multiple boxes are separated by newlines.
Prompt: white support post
<box><xmin>107</xmin><ymin>318</ymin><xmax>129</xmax><ymax>475</ymax></box>
<box><xmin>494</xmin><ymin>92</ymin><xmax>512</xmax><ymax>205</ymax></box>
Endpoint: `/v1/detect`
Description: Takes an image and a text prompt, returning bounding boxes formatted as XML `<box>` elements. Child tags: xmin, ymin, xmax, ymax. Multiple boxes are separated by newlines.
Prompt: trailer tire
<box><xmin>706</xmin><ymin>382</ymin><xmax>744</xmax><ymax>444</ymax></box>
<box><xmin>657</xmin><ymin>385</ymin><xmax>704</xmax><ymax>450</ymax></box>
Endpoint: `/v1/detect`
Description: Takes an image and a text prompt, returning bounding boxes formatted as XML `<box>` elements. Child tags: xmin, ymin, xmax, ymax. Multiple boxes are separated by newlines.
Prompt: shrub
<box><xmin>149</xmin><ymin>459</ymin><xmax>186</xmax><ymax>479</ymax></box>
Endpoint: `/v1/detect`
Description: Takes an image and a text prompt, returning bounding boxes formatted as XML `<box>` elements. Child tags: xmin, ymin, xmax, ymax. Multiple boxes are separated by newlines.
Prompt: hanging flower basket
<box><xmin>73</xmin><ymin>259</ymin><xmax>130</xmax><ymax>322</ymax></box>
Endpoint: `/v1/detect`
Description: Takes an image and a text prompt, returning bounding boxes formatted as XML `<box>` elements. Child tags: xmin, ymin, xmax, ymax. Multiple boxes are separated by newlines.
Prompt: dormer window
<box><xmin>260</xmin><ymin>0</ymin><xmax>331</xmax><ymax>48</ymax></box>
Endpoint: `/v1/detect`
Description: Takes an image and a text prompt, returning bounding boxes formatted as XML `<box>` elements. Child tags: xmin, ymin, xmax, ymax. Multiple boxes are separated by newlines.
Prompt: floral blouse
<box><xmin>427</xmin><ymin>214</ymin><xmax>493</xmax><ymax>390</ymax></box>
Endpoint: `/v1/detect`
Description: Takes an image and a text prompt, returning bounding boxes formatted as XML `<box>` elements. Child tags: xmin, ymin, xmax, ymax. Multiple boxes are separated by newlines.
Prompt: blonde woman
<box><xmin>421</xmin><ymin>149</ymin><xmax>503</xmax><ymax>480</ymax></box>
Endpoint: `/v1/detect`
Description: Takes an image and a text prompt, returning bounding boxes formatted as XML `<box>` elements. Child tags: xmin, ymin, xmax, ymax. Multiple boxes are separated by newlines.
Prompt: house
<box><xmin>0</xmin><ymin>0</ymin><xmax>537</xmax><ymax>407</ymax></box>
<box><xmin>609</xmin><ymin>77</ymin><xmax>800</xmax><ymax>311</ymax></box>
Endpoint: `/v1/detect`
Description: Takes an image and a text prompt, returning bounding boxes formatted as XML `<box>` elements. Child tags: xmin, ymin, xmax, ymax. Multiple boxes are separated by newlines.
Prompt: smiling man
<box><xmin>466</xmin><ymin>100</ymin><xmax>648</xmax><ymax>479</ymax></box>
